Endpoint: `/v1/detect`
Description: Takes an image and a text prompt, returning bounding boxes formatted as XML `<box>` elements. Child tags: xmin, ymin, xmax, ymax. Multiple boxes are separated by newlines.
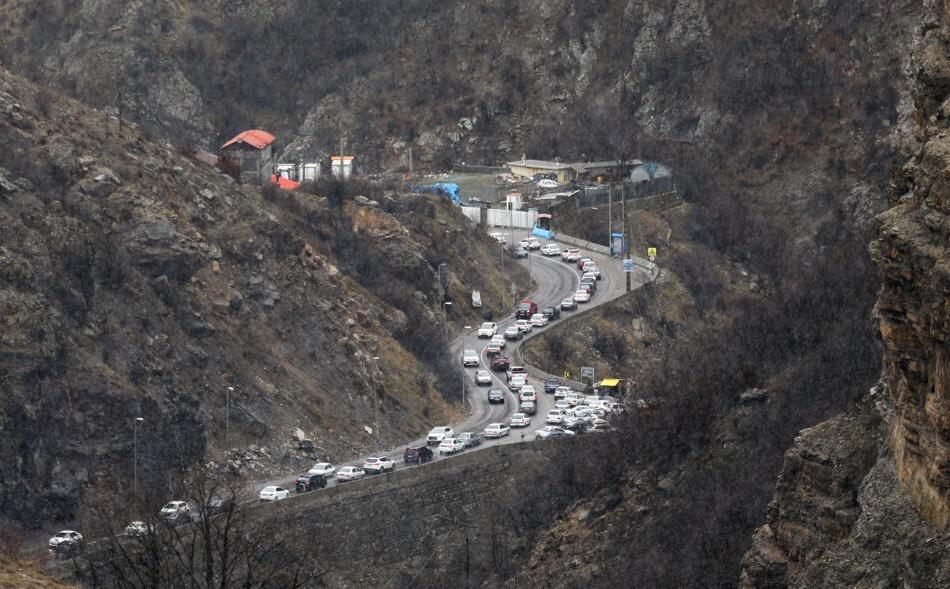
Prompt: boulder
<box><xmin>125</xmin><ymin>217</ymin><xmax>208</xmax><ymax>282</ymax></box>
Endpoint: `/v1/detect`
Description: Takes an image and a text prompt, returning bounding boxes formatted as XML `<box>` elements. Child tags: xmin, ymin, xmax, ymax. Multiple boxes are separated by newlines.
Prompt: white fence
<box><xmin>460</xmin><ymin>206</ymin><xmax>538</xmax><ymax>229</ymax></box>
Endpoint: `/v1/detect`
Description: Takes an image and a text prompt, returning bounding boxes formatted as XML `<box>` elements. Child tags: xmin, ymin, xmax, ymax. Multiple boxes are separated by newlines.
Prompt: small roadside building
<box><xmin>220</xmin><ymin>129</ymin><xmax>276</xmax><ymax>185</ymax></box>
<box><xmin>571</xmin><ymin>160</ymin><xmax>641</xmax><ymax>183</ymax></box>
<box><xmin>331</xmin><ymin>155</ymin><xmax>354</xmax><ymax>179</ymax></box>
<box><xmin>507</xmin><ymin>157</ymin><xmax>576</xmax><ymax>184</ymax></box>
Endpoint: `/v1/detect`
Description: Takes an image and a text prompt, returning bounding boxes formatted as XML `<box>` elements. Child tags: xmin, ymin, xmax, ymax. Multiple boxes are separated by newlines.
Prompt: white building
<box><xmin>331</xmin><ymin>155</ymin><xmax>354</xmax><ymax>179</ymax></box>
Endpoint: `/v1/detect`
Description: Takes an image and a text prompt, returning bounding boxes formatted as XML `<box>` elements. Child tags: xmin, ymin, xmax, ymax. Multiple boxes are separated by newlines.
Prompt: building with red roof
<box><xmin>220</xmin><ymin>129</ymin><xmax>276</xmax><ymax>185</ymax></box>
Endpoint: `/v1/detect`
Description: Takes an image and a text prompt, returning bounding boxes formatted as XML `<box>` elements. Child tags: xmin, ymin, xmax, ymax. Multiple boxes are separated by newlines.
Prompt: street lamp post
<box><xmin>133</xmin><ymin>417</ymin><xmax>144</xmax><ymax>500</ymax></box>
<box><xmin>226</xmin><ymin>386</ymin><xmax>233</xmax><ymax>450</ymax></box>
<box><xmin>461</xmin><ymin>326</ymin><xmax>472</xmax><ymax>412</ymax></box>
<box><xmin>442</xmin><ymin>301</ymin><xmax>452</xmax><ymax>337</ymax></box>
<box><xmin>372</xmin><ymin>356</ymin><xmax>380</xmax><ymax>445</ymax></box>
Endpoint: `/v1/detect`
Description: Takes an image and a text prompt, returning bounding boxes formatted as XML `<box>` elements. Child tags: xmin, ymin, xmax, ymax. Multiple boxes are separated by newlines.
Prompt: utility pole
<box><xmin>226</xmin><ymin>386</ymin><xmax>233</xmax><ymax>450</ymax></box>
<box><xmin>133</xmin><ymin>417</ymin><xmax>144</xmax><ymax>501</ymax></box>
<box><xmin>372</xmin><ymin>356</ymin><xmax>380</xmax><ymax>446</ymax></box>
<box><xmin>624</xmin><ymin>179</ymin><xmax>631</xmax><ymax>292</ymax></box>
<box><xmin>608</xmin><ymin>183</ymin><xmax>612</xmax><ymax>255</ymax></box>
<box><xmin>461</xmin><ymin>326</ymin><xmax>471</xmax><ymax>411</ymax></box>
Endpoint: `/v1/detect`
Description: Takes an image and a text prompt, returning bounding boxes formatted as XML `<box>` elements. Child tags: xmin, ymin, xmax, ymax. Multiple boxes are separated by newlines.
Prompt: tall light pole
<box><xmin>226</xmin><ymin>386</ymin><xmax>233</xmax><ymax>450</ymax></box>
<box><xmin>442</xmin><ymin>301</ymin><xmax>452</xmax><ymax>337</ymax></box>
<box><xmin>461</xmin><ymin>326</ymin><xmax>472</xmax><ymax>412</ymax></box>
<box><xmin>133</xmin><ymin>417</ymin><xmax>144</xmax><ymax>500</ymax></box>
<box><xmin>372</xmin><ymin>356</ymin><xmax>380</xmax><ymax>446</ymax></box>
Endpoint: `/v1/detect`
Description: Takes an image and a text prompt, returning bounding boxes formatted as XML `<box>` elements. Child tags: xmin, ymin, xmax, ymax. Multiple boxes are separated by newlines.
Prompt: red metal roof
<box><xmin>221</xmin><ymin>129</ymin><xmax>275</xmax><ymax>150</ymax></box>
<box><xmin>270</xmin><ymin>174</ymin><xmax>300</xmax><ymax>190</ymax></box>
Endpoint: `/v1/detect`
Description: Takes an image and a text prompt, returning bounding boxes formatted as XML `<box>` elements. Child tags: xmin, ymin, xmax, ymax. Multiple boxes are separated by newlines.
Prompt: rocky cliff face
<box><xmin>0</xmin><ymin>64</ymin><xmax>527</xmax><ymax>529</ymax></box>
<box><xmin>738</xmin><ymin>1</ymin><xmax>950</xmax><ymax>586</ymax></box>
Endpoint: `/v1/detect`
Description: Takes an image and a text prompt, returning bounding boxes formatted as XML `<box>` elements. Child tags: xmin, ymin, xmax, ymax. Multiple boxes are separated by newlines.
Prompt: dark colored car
<box><xmin>515</xmin><ymin>300</ymin><xmax>538</xmax><ymax>319</ymax></box>
<box><xmin>512</xmin><ymin>246</ymin><xmax>529</xmax><ymax>259</ymax></box>
<box><xmin>579</xmin><ymin>282</ymin><xmax>595</xmax><ymax>295</ymax></box>
<box><xmin>206</xmin><ymin>497</ymin><xmax>237</xmax><ymax>515</ymax></box>
<box><xmin>542</xmin><ymin>306</ymin><xmax>560</xmax><ymax>320</ymax></box>
<box><xmin>295</xmin><ymin>473</ymin><xmax>327</xmax><ymax>493</ymax></box>
<box><xmin>404</xmin><ymin>446</ymin><xmax>434</xmax><ymax>464</ymax></box>
<box><xmin>457</xmin><ymin>432</ymin><xmax>482</xmax><ymax>448</ymax></box>
<box><xmin>544</xmin><ymin>378</ymin><xmax>560</xmax><ymax>394</ymax></box>
<box><xmin>491</xmin><ymin>355</ymin><xmax>510</xmax><ymax>371</ymax></box>
<box><xmin>488</xmin><ymin>388</ymin><xmax>506</xmax><ymax>404</ymax></box>
<box><xmin>504</xmin><ymin>326</ymin><xmax>523</xmax><ymax>340</ymax></box>
<box><xmin>580</xmin><ymin>278</ymin><xmax>597</xmax><ymax>293</ymax></box>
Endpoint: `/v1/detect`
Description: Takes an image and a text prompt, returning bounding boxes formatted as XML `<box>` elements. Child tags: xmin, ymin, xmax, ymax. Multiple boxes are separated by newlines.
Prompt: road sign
<box><xmin>580</xmin><ymin>366</ymin><xmax>595</xmax><ymax>380</ymax></box>
<box><xmin>648</xmin><ymin>247</ymin><xmax>657</xmax><ymax>262</ymax></box>
<box><xmin>364</xmin><ymin>425</ymin><xmax>373</xmax><ymax>435</ymax></box>
<box><xmin>623</xmin><ymin>258</ymin><xmax>634</xmax><ymax>273</ymax></box>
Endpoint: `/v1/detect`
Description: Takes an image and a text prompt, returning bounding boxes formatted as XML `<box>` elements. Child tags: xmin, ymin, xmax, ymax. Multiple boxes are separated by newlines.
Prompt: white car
<box><xmin>336</xmin><ymin>466</ymin><xmax>366</xmax><ymax>482</ymax></box>
<box><xmin>259</xmin><ymin>486</ymin><xmax>289</xmax><ymax>502</ymax></box>
<box><xmin>573</xmin><ymin>289</ymin><xmax>591</xmax><ymax>303</ymax></box>
<box><xmin>160</xmin><ymin>501</ymin><xmax>191</xmax><ymax>520</ymax></box>
<box><xmin>561</xmin><ymin>248</ymin><xmax>581</xmax><ymax>261</ymax></box>
<box><xmin>363</xmin><ymin>456</ymin><xmax>396</xmax><ymax>474</ymax></box>
<box><xmin>49</xmin><ymin>530</ymin><xmax>83</xmax><ymax>551</ymax></box>
<box><xmin>509</xmin><ymin>413</ymin><xmax>531</xmax><ymax>427</ymax></box>
<box><xmin>519</xmin><ymin>385</ymin><xmax>537</xmax><ymax>402</ymax></box>
<box><xmin>566</xmin><ymin>393</ymin><xmax>582</xmax><ymax>407</ymax></box>
<box><xmin>554</xmin><ymin>386</ymin><xmax>573</xmax><ymax>400</ymax></box>
<box><xmin>529</xmin><ymin>313</ymin><xmax>548</xmax><ymax>328</ymax></box>
<box><xmin>519</xmin><ymin>238</ymin><xmax>531</xmax><ymax>249</ymax></box>
<box><xmin>490</xmin><ymin>334</ymin><xmax>507</xmax><ymax>348</ymax></box>
<box><xmin>439</xmin><ymin>437</ymin><xmax>466</xmax><ymax>454</ymax></box>
<box><xmin>308</xmin><ymin>462</ymin><xmax>336</xmax><ymax>478</ymax></box>
<box><xmin>124</xmin><ymin>521</ymin><xmax>154</xmax><ymax>538</ymax></box>
<box><xmin>535</xmin><ymin>426</ymin><xmax>576</xmax><ymax>440</ymax></box>
<box><xmin>587</xmin><ymin>266</ymin><xmax>602</xmax><ymax>279</ymax></box>
<box><xmin>582</xmin><ymin>272</ymin><xmax>598</xmax><ymax>283</ymax></box>
<box><xmin>462</xmin><ymin>349</ymin><xmax>480</xmax><ymax>367</ymax></box>
<box><xmin>554</xmin><ymin>399</ymin><xmax>571</xmax><ymax>410</ymax></box>
<box><xmin>514</xmin><ymin>319</ymin><xmax>533</xmax><ymax>333</ymax></box>
<box><xmin>536</xmin><ymin>179</ymin><xmax>559</xmax><ymax>189</ymax></box>
<box><xmin>478</xmin><ymin>322</ymin><xmax>498</xmax><ymax>338</ymax></box>
<box><xmin>540</xmin><ymin>244</ymin><xmax>561</xmax><ymax>256</ymax></box>
<box><xmin>475</xmin><ymin>369</ymin><xmax>492</xmax><ymax>386</ymax></box>
<box><xmin>483</xmin><ymin>422</ymin><xmax>511</xmax><ymax>438</ymax></box>
<box><xmin>427</xmin><ymin>426</ymin><xmax>454</xmax><ymax>445</ymax></box>
<box><xmin>583</xmin><ymin>395</ymin><xmax>603</xmax><ymax>406</ymax></box>
<box><xmin>546</xmin><ymin>409</ymin><xmax>565</xmax><ymax>424</ymax></box>
<box><xmin>489</xmin><ymin>232</ymin><xmax>506</xmax><ymax>243</ymax></box>
<box><xmin>509</xmin><ymin>374</ymin><xmax>527</xmax><ymax>391</ymax></box>
<box><xmin>526</xmin><ymin>238</ymin><xmax>542</xmax><ymax>250</ymax></box>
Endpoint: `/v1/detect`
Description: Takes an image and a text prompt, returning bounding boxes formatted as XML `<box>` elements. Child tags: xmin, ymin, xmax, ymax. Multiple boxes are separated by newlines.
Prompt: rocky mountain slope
<box><xmin>0</xmin><ymin>64</ymin><xmax>528</xmax><ymax>531</ymax></box>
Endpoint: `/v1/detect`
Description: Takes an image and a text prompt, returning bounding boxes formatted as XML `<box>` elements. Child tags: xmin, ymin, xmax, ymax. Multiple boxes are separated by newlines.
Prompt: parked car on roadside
<box><xmin>336</xmin><ymin>466</ymin><xmax>366</xmax><ymax>482</ymax></box>
<box><xmin>206</xmin><ymin>497</ymin><xmax>237</xmax><ymax>515</ymax></box>
<box><xmin>439</xmin><ymin>437</ymin><xmax>465</xmax><ymax>454</ymax></box>
<box><xmin>404</xmin><ymin>446</ymin><xmax>434</xmax><ymax>464</ymax></box>
<box><xmin>160</xmin><ymin>501</ymin><xmax>192</xmax><ymax>524</ymax></box>
<box><xmin>295</xmin><ymin>473</ymin><xmax>327</xmax><ymax>493</ymax></box>
<box><xmin>488</xmin><ymin>388</ymin><xmax>506</xmax><ymax>404</ymax></box>
<box><xmin>363</xmin><ymin>456</ymin><xmax>396</xmax><ymax>474</ymax></box>
<box><xmin>259</xmin><ymin>486</ymin><xmax>289</xmax><ymax>502</ymax></box>
<box><xmin>124</xmin><ymin>521</ymin><xmax>154</xmax><ymax>538</ymax></box>
<box><xmin>483</xmin><ymin>422</ymin><xmax>511</xmax><ymax>438</ymax></box>
<box><xmin>49</xmin><ymin>530</ymin><xmax>83</xmax><ymax>553</ymax></box>
<box><xmin>546</xmin><ymin>409</ymin><xmax>565</xmax><ymax>424</ymax></box>
<box><xmin>457</xmin><ymin>432</ymin><xmax>482</xmax><ymax>448</ymax></box>
<box><xmin>535</xmin><ymin>426</ymin><xmax>576</xmax><ymax>440</ymax></box>
<box><xmin>536</xmin><ymin>179</ymin><xmax>559</xmax><ymax>189</ymax></box>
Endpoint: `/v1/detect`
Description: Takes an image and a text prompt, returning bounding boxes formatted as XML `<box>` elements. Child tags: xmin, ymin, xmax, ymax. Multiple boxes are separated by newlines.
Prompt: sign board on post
<box><xmin>580</xmin><ymin>366</ymin><xmax>595</xmax><ymax>381</ymax></box>
<box><xmin>623</xmin><ymin>259</ymin><xmax>634</xmax><ymax>273</ymax></box>
<box><xmin>648</xmin><ymin>247</ymin><xmax>657</xmax><ymax>261</ymax></box>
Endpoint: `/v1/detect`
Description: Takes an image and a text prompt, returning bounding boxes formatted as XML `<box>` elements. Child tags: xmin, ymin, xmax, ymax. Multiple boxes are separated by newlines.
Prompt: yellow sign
<box><xmin>647</xmin><ymin>247</ymin><xmax>657</xmax><ymax>258</ymax></box>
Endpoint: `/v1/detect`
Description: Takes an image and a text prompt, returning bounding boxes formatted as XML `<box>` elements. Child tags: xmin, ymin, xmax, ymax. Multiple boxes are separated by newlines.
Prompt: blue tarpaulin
<box><xmin>532</xmin><ymin>226</ymin><xmax>554</xmax><ymax>239</ymax></box>
<box><xmin>413</xmin><ymin>182</ymin><xmax>461</xmax><ymax>204</ymax></box>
